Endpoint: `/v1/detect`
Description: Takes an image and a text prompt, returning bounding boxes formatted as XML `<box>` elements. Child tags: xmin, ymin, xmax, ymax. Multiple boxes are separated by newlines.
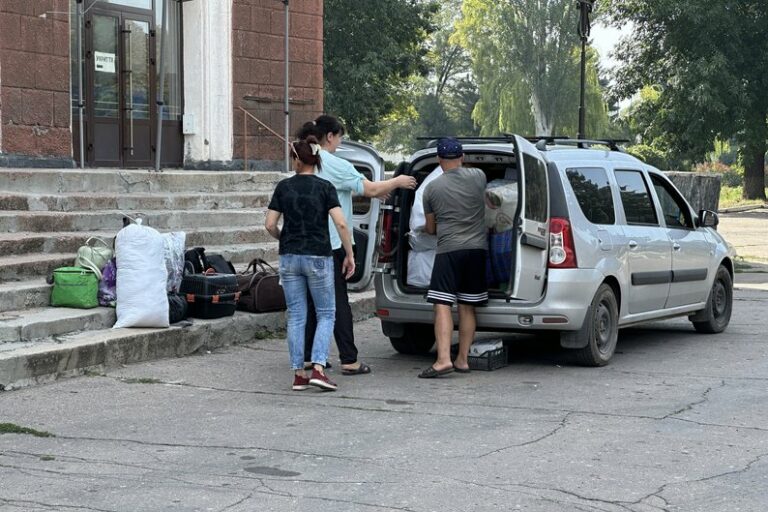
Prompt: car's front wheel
<box><xmin>389</xmin><ymin>323</ymin><xmax>435</xmax><ymax>355</ymax></box>
<box><xmin>562</xmin><ymin>283</ymin><xmax>619</xmax><ymax>366</ymax></box>
<box><xmin>691</xmin><ymin>265</ymin><xmax>733</xmax><ymax>334</ymax></box>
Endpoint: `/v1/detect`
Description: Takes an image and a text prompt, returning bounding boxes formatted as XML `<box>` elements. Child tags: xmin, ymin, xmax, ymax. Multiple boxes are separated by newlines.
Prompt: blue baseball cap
<box><xmin>436</xmin><ymin>137</ymin><xmax>463</xmax><ymax>159</ymax></box>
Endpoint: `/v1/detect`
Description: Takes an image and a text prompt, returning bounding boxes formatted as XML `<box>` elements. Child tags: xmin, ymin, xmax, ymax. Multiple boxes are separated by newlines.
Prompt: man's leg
<box><xmin>454</xmin><ymin>304</ymin><xmax>476</xmax><ymax>371</ymax></box>
<box><xmin>303</xmin><ymin>291</ymin><xmax>317</xmax><ymax>367</ymax></box>
<box><xmin>433</xmin><ymin>304</ymin><xmax>454</xmax><ymax>371</ymax></box>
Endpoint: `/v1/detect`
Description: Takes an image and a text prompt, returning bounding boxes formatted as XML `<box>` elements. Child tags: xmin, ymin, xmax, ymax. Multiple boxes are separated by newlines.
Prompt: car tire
<box><xmin>691</xmin><ymin>265</ymin><xmax>733</xmax><ymax>334</ymax></box>
<box><xmin>389</xmin><ymin>324</ymin><xmax>435</xmax><ymax>355</ymax></box>
<box><xmin>565</xmin><ymin>283</ymin><xmax>619</xmax><ymax>367</ymax></box>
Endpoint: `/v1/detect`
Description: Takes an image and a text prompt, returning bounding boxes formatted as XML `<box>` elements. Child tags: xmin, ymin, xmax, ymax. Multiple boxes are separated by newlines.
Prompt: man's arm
<box><xmin>361</xmin><ymin>175</ymin><xmax>417</xmax><ymax>198</ymax></box>
<box><xmin>425</xmin><ymin>212</ymin><xmax>436</xmax><ymax>235</ymax></box>
<box><xmin>264</xmin><ymin>209</ymin><xmax>281</xmax><ymax>240</ymax></box>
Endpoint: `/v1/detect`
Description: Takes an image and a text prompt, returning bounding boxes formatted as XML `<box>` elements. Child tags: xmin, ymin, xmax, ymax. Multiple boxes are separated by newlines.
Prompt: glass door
<box><xmin>85</xmin><ymin>9</ymin><xmax>155</xmax><ymax>167</ymax></box>
<box><xmin>122</xmin><ymin>16</ymin><xmax>154</xmax><ymax>166</ymax></box>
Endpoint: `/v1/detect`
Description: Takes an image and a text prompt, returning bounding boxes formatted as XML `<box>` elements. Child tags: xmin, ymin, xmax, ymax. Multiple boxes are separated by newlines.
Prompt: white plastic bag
<box><xmin>162</xmin><ymin>231</ymin><xmax>186</xmax><ymax>293</ymax></box>
<box><xmin>407</xmin><ymin>248</ymin><xmax>437</xmax><ymax>288</ymax></box>
<box><xmin>114</xmin><ymin>219</ymin><xmax>169</xmax><ymax>328</ymax></box>
<box><xmin>485</xmin><ymin>179</ymin><xmax>518</xmax><ymax>232</ymax></box>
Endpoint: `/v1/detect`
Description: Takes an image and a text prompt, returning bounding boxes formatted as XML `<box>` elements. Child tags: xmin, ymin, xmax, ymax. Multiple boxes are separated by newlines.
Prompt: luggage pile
<box><xmin>47</xmin><ymin>217</ymin><xmax>286</xmax><ymax>328</ymax></box>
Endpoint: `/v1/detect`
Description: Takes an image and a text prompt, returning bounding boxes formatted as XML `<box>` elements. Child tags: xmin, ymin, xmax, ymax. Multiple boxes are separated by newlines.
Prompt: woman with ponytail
<box><xmin>265</xmin><ymin>136</ymin><xmax>355</xmax><ymax>391</ymax></box>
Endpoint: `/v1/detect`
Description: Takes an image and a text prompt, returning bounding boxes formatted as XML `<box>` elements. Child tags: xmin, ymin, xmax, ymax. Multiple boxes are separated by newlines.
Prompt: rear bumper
<box><xmin>374</xmin><ymin>268</ymin><xmax>604</xmax><ymax>331</ymax></box>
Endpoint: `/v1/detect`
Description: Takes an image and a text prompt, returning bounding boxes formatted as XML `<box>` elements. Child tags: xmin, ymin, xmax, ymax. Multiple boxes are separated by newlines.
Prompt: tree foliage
<box><xmin>605</xmin><ymin>0</ymin><xmax>768</xmax><ymax>200</ymax></box>
<box><xmin>323</xmin><ymin>0</ymin><xmax>438</xmax><ymax>141</ymax></box>
<box><xmin>375</xmin><ymin>0</ymin><xmax>481</xmax><ymax>154</ymax></box>
<box><xmin>455</xmin><ymin>0</ymin><xmax>610</xmax><ymax>137</ymax></box>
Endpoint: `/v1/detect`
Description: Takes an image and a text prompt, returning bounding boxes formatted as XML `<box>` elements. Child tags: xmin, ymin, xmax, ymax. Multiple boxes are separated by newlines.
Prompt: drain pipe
<box><xmin>283</xmin><ymin>0</ymin><xmax>290</xmax><ymax>173</ymax></box>
<box><xmin>154</xmin><ymin>0</ymin><xmax>169</xmax><ymax>172</ymax></box>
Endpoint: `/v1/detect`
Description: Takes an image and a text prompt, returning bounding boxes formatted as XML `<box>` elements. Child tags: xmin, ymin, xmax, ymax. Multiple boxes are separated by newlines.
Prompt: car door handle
<box><xmin>673</xmin><ymin>243</ymin><xmax>681</xmax><ymax>251</ymax></box>
<box><xmin>628</xmin><ymin>240</ymin><xmax>638</xmax><ymax>249</ymax></box>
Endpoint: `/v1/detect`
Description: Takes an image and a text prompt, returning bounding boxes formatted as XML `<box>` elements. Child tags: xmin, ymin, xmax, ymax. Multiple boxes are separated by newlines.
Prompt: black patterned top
<box><xmin>267</xmin><ymin>174</ymin><xmax>341</xmax><ymax>256</ymax></box>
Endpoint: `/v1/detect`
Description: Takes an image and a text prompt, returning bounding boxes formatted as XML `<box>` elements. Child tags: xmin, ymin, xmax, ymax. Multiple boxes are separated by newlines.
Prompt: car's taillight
<box><xmin>548</xmin><ymin>217</ymin><xmax>577</xmax><ymax>268</ymax></box>
<box><xmin>378</xmin><ymin>209</ymin><xmax>395</xmax><ymax>263</ymax></box>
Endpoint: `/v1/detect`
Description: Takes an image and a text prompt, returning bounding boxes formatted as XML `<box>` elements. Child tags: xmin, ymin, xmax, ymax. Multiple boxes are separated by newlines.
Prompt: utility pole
<box><xmin>577</xmin><ymin>0</ymin><xmax>595</xmax><ymax>142</ymax></box>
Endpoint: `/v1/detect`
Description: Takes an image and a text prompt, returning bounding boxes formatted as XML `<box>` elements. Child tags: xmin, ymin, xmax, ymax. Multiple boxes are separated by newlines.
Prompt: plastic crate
<box><xmin>467</xmin><ymin>346</ymin><xmax>508</xmax><ymax>371</ymax></box>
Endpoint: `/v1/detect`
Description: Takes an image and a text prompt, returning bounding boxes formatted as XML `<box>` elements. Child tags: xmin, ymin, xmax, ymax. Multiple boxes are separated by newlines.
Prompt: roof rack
<box><xmin>534</xmin><ymin>138</ymin><xmax>630</xmax><ymax>152</ymax></box>
<box><xmin>416</xmin><ymin>136</ymin><xmax>515</xmax><ymax>148</ymax></box>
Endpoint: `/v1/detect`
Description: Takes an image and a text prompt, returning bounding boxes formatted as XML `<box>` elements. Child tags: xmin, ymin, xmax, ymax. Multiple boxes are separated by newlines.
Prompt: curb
<box><xmin>0</xmin><ymin>291</ymin><xmax>376</xmax><ymax>391</ymax></box>
<box><xmin>719</xmin><ymin>204</ymin><xmax>768</xmax><ymax>214</ymax></box>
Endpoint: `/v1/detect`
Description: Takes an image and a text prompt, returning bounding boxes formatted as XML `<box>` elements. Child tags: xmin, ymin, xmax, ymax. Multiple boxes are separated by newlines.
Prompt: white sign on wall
<box><xmin>94</xmin><ymin>51</ymin><xmax>116</xmax><ymax>73</ymax></box>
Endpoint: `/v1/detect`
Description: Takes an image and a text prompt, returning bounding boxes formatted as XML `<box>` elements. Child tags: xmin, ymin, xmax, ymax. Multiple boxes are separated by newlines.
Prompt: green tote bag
<box><xmin>50</xmin><ymin>267</ymin><xmax>99</xmax><ymax>309</ymax></box>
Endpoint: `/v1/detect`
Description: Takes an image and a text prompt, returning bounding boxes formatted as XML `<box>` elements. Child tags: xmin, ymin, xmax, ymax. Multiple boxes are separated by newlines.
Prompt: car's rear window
<box><xmin>565</xmin><ymin>167</ymin><xmax>615</xmax><ymax>225</ymax></box>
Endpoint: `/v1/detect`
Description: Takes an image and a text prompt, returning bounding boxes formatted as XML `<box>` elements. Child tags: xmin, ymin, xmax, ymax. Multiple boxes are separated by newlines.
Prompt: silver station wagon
<box><xmin>362</xmin><ymin>136</ymin><xmax>736</xmax><ymax>366</ymax></box>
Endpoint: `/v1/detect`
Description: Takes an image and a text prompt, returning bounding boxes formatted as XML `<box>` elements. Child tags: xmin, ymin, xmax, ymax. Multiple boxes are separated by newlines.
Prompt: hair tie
<box><xmin>310</xmin><ymin>143</ymin><xmax>321</xmax><ymax>156</ymax></box>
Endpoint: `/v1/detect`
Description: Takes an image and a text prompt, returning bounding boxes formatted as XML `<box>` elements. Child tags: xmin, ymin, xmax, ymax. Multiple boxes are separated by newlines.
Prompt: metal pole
<box><xmin>283</xmin><ymin>0</ymin><xmax>290</xmax><ymax>173</ymax></box>
<box><xmin>77</xmin><ymin>0</ymin><xmax>85</xmax><ymax>168</ymax></box>
<box><xmin>576</xmin><ymin>0</ymin><xmax>594</xmax><ymax>142</ymax></box>
<box><xmin>577</xmin><ymin>36</ymin><xmax>587</xmax><ymax>141</ymax></box>
<box><xmin>154</xmin><ymin>0</ymin><xmax>169</xmax><ymax>172</ymax></box>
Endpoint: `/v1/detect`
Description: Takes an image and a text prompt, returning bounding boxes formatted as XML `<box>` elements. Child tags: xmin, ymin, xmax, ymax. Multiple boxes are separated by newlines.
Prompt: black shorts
<box><xmin>427</xmin><ymin>249</ymin><xmax>488</xmax><ymax>306</ymax></box>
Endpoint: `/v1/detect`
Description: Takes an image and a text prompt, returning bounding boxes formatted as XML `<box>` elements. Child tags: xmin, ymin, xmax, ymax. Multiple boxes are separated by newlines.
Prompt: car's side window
<box><xmin>523</xmin><ymin>153</ymin><xmax>547</xmax><ymax>223</ymax></box>
<box><xmin>565</xmin><ymin>167</ymin><xmax>615</xmax><ymax>225</ymax></box>
<box><xmin>650</xmin><ymin>174</ymin><xmax>694</xmax><ymax>229</ymax></box>
<box><xmin>614</xmin><ymin>169</ymin><xmax>659</xmax><ymax>226</ymax></box>
<box><xmin>352</xmin><ymin>167</ymin><xmax>373</xmax><ymax>215</ymax></box>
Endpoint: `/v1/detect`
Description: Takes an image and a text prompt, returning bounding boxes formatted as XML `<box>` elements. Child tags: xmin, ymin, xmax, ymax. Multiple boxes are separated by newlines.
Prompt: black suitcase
<box><xmin>180</xmin><ymin>271</ymin><xmax>240</xmax><ymax>319</ymax></box>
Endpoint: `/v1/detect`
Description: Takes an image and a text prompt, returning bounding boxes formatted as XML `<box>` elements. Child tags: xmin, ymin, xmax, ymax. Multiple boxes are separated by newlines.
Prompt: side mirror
<box><xmin>698</xmin><ymin>209</ymin><xmax>719</xmax><ymax>228</ymax></box>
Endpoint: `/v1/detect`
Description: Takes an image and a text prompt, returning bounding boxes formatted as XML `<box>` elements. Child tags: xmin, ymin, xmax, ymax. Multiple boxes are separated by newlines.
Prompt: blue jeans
<box><xmin>279</xmin><ymin>254</ymin><xmax>336</xmax><ymax>370</ymax></box>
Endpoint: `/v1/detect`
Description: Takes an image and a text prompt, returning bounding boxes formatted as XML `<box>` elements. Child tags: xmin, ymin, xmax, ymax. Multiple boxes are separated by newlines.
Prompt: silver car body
<box><xmin>371</xmin><ymin>140</ymin><xmax>736</xmax><ymax>338</ymax></box>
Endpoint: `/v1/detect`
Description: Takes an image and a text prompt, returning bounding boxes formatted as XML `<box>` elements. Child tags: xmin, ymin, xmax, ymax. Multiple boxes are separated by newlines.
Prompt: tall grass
<box><xmin>719</xmin><ymin>186</ymin><xmax>768</xmax><ymax>209</ymax></box>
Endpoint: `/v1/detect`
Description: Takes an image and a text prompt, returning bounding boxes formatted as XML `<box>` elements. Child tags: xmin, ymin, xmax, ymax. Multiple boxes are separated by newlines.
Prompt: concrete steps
<box><xmin>0</xmin><ymin>167</ymin><xmax>377</xmax><ymax>391</ymax></box>
<box><xmin>0</xmin><ymin>169</ymin><xmax>284</xmax><ymax>194</ymax></box>
<box><xmin>0</xmin><ymin>191</ymin><xmax>272</xmax><ymax>212</ymax></box>
<box><xmin>0</xmin><ymin>208</ymin><xmax>267</xmax><ymax>232</ymax></box>
<box><xmin>0</xmin><ymin>243</ymin><xmax>280</xmax><ymax>283</ymax></box>
<box><xmin>0</xmin><ymin>290</ymin><xmax>377</xmax><ymax>390</ymax></box>
<box><xmin>0</xmin><ymin>226</ymin><xmax>275</xmax><ymax>257</ymax></box>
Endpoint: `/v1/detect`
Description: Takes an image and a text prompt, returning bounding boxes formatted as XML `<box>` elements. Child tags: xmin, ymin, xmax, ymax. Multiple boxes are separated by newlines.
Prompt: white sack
<box><xmin>485</xmin><ymin>179</ymin><xmax>519</xmax><ymax>232</ymax></box>
<box><xmin>409</xmin><ymin>166</ymin><xmax>444</xmax><ymax>234</ymax></box>
<box><xmin>162</xmin><ymin>231</ymin><xmax>186</xmax><ymax>293</ymax></box>
<box><xmin>114</xmin><ymin>219</ymin><xmax>169</xmax><ymax>328</ymax></box>
<box><xmin>407</xmin><ymin>248</ymin><xmax>437</xmax><ymax>288</ymax></box>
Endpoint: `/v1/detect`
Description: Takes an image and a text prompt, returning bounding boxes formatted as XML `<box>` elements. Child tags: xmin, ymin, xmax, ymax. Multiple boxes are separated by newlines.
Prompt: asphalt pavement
<box><xmin>1</xmin><ymin>283</ymin><xmax>767</xmax><ymax>511</ymax></box>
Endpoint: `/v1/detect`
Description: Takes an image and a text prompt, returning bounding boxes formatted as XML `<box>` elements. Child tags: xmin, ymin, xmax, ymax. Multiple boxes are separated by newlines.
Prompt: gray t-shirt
<box><xmin>423</xmin><ymin>166</ymin><xmax>488</xmax><ymax>254</ymax></box>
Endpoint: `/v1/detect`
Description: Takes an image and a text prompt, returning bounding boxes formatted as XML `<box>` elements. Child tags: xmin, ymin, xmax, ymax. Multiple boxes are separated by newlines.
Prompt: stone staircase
<box><xmin>0</xmin><ymin>169</ymin><xmax>375</xmax><ymax>390</ymax></box>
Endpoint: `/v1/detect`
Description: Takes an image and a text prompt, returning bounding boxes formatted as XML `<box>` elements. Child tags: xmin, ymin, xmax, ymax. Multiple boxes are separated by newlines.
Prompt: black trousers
<box><xmin>305</xmin><ymin>247</ymin><xmax>358</xmax><ymax>365</ymax></box>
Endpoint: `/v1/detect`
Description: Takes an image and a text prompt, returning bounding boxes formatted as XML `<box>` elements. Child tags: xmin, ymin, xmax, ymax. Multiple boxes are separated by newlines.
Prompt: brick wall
<box><xmin>233</xmin><ymin>0</ymin><xmax>323</xmax><ymax>163</ymax></box>
<box><xmin>0</xmin><ymin>0</ymin><xmax>72</xmax><ymax>160</ymax></box>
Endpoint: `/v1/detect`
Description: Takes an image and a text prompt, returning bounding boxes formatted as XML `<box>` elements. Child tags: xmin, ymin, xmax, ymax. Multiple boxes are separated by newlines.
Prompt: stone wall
<box><xmin>232</xmin><ymin>0</ymin><xmax>323</xmax><ymax>165</ymax></box>
<box><xmin>0</xmin><ymin>0</ymin><xmax>72</xmax><ymax>163</ymax></box>
<box><xmin>666</xmin><ymin>172</ymin><xmax>722</xmax><ymax>213</ymax></box>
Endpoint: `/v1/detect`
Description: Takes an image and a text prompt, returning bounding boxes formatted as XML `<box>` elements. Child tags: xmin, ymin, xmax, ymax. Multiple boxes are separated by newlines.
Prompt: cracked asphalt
<box><xmin>1</xmin><ymin>287</ymin><xmax>767</xmax><ymax>512</ymax></box>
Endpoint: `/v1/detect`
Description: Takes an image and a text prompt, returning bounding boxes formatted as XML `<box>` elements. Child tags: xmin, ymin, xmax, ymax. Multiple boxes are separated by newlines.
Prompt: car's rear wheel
<box><xmin>389</xmin><ymin>323</ymin><xmax>435</xmax><ymax>355</ymax></box>
<box><xmin>564</xmin><ymin>283</ymin><xmax>619</xmax><ymax>366</ymax></box>
<box><xmin>691</xmin><ymin>265</ymin><xmax>733</xmax><ymax>334</ymax></box>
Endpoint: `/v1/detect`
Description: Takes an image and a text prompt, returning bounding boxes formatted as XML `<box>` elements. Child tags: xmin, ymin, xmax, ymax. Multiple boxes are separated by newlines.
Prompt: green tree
<box><xmin>605</xmin><ymin>0</ymin><xmax>768</xmax><ymax>200</ymax></box>
<box><xmin>323</xmin><ymin>0</ymin><xmax>438</xmax><ymax>141</ymax></box>
<box><xmin>455</xmin><ymin>0</ymin><xmax>610</xmax><ymax>137</ymax></box>
<box><xmin>375</xmin><ymin>0</ymin><xmax>481</xmax><ymax>154</ymax></box>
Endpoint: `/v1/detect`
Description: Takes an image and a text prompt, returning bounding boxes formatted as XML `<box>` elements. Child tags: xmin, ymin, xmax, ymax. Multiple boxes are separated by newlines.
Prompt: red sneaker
<box><xmin>292</xmin><ymin>374</ymin><xmax>310</xmax><ymax>391</ymax></box>
<box><xmin>309</xmin><ymin>369</ymin><xmax>338</xmax><ymax>391</ymax></box>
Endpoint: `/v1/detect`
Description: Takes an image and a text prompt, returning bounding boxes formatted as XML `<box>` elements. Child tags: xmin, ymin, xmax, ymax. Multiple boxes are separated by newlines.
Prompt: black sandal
<box><xmin>341</xmin><ymin>362</ymin><xmax>371</xmax><ymax>375</ymax></box>
<box><xmin>417</xmin><ymin>365</ymin><xmax>454</xmax><ymax>379</ymax></box>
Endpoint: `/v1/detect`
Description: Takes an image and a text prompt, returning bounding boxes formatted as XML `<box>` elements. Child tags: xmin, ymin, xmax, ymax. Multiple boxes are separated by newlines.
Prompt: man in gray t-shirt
<box><xmin>418</xmin><ymin>138</ymin><xmax>488</xmax><ymax>379</ymax></box>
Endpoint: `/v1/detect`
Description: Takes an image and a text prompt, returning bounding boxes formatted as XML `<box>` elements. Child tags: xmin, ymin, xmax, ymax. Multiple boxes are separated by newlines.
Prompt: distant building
<box><xmin>0</xmin><ymin>0</ymin><xmax>324</xmax><ymax>169</ymax></box>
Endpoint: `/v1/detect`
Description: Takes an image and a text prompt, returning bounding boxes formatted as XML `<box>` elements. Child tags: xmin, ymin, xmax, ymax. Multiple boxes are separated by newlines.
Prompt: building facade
<box><xmin>0</xmin><ymin>0</ymin><xmax>323</xmax><ymax>169</ymax></box>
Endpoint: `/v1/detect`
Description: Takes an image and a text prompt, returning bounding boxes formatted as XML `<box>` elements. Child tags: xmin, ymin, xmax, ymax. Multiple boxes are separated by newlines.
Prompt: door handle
<box><xmin>628</xmin><ymin>240</ymin><xmax>638</xmax><ymax>249</ymax></box>
<box><xmin>673</xmin><ymin>243</ymin><xmax>681</xmax><ymax>251</ymax></box>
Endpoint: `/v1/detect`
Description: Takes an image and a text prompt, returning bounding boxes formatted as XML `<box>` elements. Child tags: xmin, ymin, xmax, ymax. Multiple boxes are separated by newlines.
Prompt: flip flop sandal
<box><xmin>341</xmin><ymin>362</ymin><xmax>371</xmax><ymax>375</ymax></box>
<box><xmin>417</xmin><ymin>365</ymin><xmax>454</xmax><ymax>379</ymax></box>
<box><xmin>454</xmin><ymin>366</ymin><xmax>471</xmax><ymax>374</ymax></box>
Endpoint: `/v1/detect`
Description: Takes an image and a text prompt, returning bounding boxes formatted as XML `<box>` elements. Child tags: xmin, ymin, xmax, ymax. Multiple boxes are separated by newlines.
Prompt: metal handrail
<box><xmin>238</xmin><ymin>107</ymin><xmax>288</xmax><ymax>172</ymax></box>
